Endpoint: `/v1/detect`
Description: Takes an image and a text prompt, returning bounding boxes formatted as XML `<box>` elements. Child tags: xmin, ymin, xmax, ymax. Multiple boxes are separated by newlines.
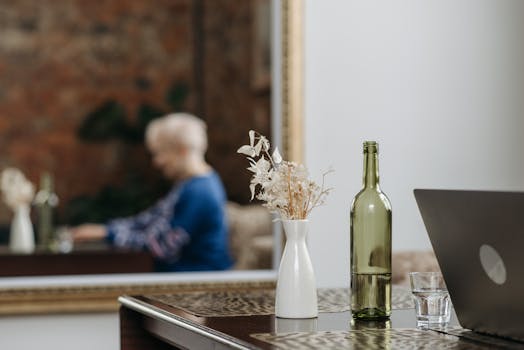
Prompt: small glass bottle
<box><xmin>34</xmin><ymin>172</ymin><xmax>59</xmax><ymax>249</ymax></box>
<box><xmin>350</xmin><ymin>141</ymin><xmax>392</xmax><ymax>320</ymax></box>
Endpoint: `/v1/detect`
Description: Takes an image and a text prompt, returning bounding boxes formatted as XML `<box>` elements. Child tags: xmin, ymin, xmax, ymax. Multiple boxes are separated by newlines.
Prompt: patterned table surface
<box><xmin>136</xmin><ymin>288</ymin><xmax>524</xmax><ymax>349</ymax></box>
<box><xmin>251</xmin><ymin>328</ymin><xmax>524</xmax><ymax>350</ymax></box>
<box><xmin>146</xmin><ymin>286</ymin><xmax>414</xmax><ymax>317</ymax></box>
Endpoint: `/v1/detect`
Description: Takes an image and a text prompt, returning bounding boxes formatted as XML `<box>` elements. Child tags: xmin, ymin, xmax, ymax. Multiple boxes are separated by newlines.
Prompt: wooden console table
<box><xmin>0</xmin><ymin>247</ymin><xmax>154</xmax><ymax>276</ymax></box>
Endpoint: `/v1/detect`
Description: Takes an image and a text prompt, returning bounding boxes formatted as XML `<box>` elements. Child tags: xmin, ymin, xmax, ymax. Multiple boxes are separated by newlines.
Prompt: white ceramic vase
<box><xmin>275</xmin><ymin>219</ymin><xmax>318</xmax><ymax>318</ymax></box>
<box><xmin>9</xmin><ymin>204</ymin><xmax>35</xmax><ymax>254</ymax></box>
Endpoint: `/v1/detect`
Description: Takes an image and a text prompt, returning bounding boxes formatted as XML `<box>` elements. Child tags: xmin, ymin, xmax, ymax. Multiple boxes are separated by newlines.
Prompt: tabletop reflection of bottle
<box><xmin>350</xmin><ymin>318</ymin><xmax>391</xmax><ymax>330</ymax></box>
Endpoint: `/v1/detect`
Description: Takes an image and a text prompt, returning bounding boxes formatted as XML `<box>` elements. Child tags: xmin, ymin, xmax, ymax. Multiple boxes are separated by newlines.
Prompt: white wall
<box><xmin>0</xmin><ymin>313</ymin><xmax>118</xmax><ymax>350</ymax></box>
<box><xmin>305</xmin><ymin>0</ymin><xmax>524</xmax><ymax>287</ymax></box>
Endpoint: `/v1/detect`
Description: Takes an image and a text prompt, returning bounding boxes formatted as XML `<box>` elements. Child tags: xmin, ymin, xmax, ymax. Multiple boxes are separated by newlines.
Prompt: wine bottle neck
<box><xmin>363</xmin><ymin>152</ymin><xmax>380</xmax><ymax>189</ymax></box>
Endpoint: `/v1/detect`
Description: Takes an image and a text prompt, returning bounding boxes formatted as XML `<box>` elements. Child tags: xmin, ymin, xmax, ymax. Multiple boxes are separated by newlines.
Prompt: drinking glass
<box><xmin>409</xmin><ymin>272</ymin><xmax>451</xmax><ymax>328</ymax></box>
<box><xmin>50</xmin><ymin>226</ymin><xmax>73</xmax><ymax>253</ymax></box>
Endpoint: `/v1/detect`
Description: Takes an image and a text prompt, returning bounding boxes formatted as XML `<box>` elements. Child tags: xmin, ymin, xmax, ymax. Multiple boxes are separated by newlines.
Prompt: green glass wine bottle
<box><xmin>350</xmin><ymin>141</ymin><xmax>392</xmax><ymax>320</ymax></box>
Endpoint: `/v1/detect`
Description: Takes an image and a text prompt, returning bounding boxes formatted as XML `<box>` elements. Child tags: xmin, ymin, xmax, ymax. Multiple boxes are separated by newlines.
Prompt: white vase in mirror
<box><xmin>9</xmin><ymin>204</ymin><xmax>35</xmax><ymax>254</ymax></box>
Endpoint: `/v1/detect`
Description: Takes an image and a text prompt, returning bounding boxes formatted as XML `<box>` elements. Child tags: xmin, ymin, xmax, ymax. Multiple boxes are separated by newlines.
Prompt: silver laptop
<box><xmin>414</xmin><ymin>189</ymin><xmax>524</xmax><ymax>343</ymax></box>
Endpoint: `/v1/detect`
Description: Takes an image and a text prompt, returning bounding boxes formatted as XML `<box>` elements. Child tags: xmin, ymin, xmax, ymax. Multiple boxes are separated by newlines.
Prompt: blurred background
<box><xmin>0</xmin><ymin>0</ymin><xmax>272</xmax><ymax>236</ymax></box>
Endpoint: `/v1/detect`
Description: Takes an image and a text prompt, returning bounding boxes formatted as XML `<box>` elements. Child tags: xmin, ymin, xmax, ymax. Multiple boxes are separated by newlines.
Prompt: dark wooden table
<box><xmin>0</xmin><ymin>246</ymin><xmax>154</xmax><ymax>276</ymax></box>
<box><xmin>118</xmin><ymin>288</ymin><xmax>524</xmax><ymax>350</ymax></box>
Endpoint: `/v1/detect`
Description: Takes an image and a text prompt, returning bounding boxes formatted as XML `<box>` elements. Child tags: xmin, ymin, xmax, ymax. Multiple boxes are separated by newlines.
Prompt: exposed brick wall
<box><xmin>0</xmin><ymin>0</ymin><xmax>270</xmax><ymax>225</ymax></box>
<box><xmin>202</xmin><ymin>0</ymin><xmax>271</xmax><ymax>204</ymax></box>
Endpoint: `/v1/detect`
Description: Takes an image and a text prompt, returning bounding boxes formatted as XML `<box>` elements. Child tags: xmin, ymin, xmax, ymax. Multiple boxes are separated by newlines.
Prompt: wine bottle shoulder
<box><xmin>351</xmin><ymin>188</ymin><xmax>392</xmax><ymax>212</ymax></box>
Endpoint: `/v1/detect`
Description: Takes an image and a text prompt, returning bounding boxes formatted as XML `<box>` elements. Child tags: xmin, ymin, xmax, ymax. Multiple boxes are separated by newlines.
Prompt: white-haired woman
<box><xmin>72</xmin><ymin>113</ymin><xmax>233</xmax><ymax>272</ymax></box>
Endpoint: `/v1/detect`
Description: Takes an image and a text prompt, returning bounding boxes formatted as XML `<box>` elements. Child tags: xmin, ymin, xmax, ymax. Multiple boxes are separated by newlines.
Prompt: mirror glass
<box><xmin>0</xmin><ymin>0</ymin><xmax>275</xmax><ymax>275</ymax></box>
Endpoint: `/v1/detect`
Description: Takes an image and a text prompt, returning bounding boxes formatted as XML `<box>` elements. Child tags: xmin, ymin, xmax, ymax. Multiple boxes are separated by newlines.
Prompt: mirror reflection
<box><xmin>0</xmin><ymin>0</ymin><xmax>274</xmax><ymax>276</ymax></box>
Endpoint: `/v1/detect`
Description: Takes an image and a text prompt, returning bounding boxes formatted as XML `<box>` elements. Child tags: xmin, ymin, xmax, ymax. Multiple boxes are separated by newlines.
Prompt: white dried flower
<box><xmin>0</xmin><ymin>168</ymin><xmax>35</xmax><ymax>210</ymax></box>
<box><xmin>238</xmin><ymin>131</ymin><xmax>332</xmax><ymax>220</ymax></box>
<box><xmin>272</xmin><ymin>147</ymin><xmax>283</xmax><ymax>164</ymax></box>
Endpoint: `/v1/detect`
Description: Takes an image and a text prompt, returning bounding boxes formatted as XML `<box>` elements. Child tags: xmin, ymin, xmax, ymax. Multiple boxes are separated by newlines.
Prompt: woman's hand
<box><xmin>70</xmin><ymin>224</ymin><xmax>107</xmax><ymax>242</ymax></box>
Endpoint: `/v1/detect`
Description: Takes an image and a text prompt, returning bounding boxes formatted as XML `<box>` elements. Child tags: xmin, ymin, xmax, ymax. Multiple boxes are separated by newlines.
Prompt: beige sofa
<box><xmin>226</xmin><ymin>202</ymin><xmax>273</xmax><ymax>270</ymax></box>
<box><xmin>392</xmin><ymin>250</ymin><xmax>441</xmax><ymax>286</ymax></box>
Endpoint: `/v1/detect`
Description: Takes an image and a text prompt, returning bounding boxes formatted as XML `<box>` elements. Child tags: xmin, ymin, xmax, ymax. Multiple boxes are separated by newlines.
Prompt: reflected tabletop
<box><xmin>0</xmin><ymin>244</ymin><xmax>154</xmax><ymax>276</ymax></box>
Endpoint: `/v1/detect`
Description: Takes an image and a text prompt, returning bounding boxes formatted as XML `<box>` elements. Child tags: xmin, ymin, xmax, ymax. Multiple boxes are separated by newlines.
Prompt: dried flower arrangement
<box><xmin>0</xmin><ymin>168</ymin><xmax>35</xmax><ymax>210</ymax></box>
<box><xmin>237</xmin><ymin>130</ymin><xmax>331</xmax><ymax>220</ymax></box>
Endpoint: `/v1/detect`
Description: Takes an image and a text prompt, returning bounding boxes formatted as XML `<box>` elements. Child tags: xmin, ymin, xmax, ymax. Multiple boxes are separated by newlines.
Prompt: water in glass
<box><xmin>412</xmin><ymin>288</ymin><xmax>450</xmax><ymax>326</ymax></box>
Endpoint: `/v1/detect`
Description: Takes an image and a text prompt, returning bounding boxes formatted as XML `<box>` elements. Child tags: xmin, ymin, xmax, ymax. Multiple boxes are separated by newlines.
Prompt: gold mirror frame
<box><xmin>281</xmin><ymin>0</ymin><xmax>304</xmax><ymax>163</ymax></box>
<box><xmin>0</xmin><ymin>0</ymin><xmax>304</xmax><ymax>315</ymax></box>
